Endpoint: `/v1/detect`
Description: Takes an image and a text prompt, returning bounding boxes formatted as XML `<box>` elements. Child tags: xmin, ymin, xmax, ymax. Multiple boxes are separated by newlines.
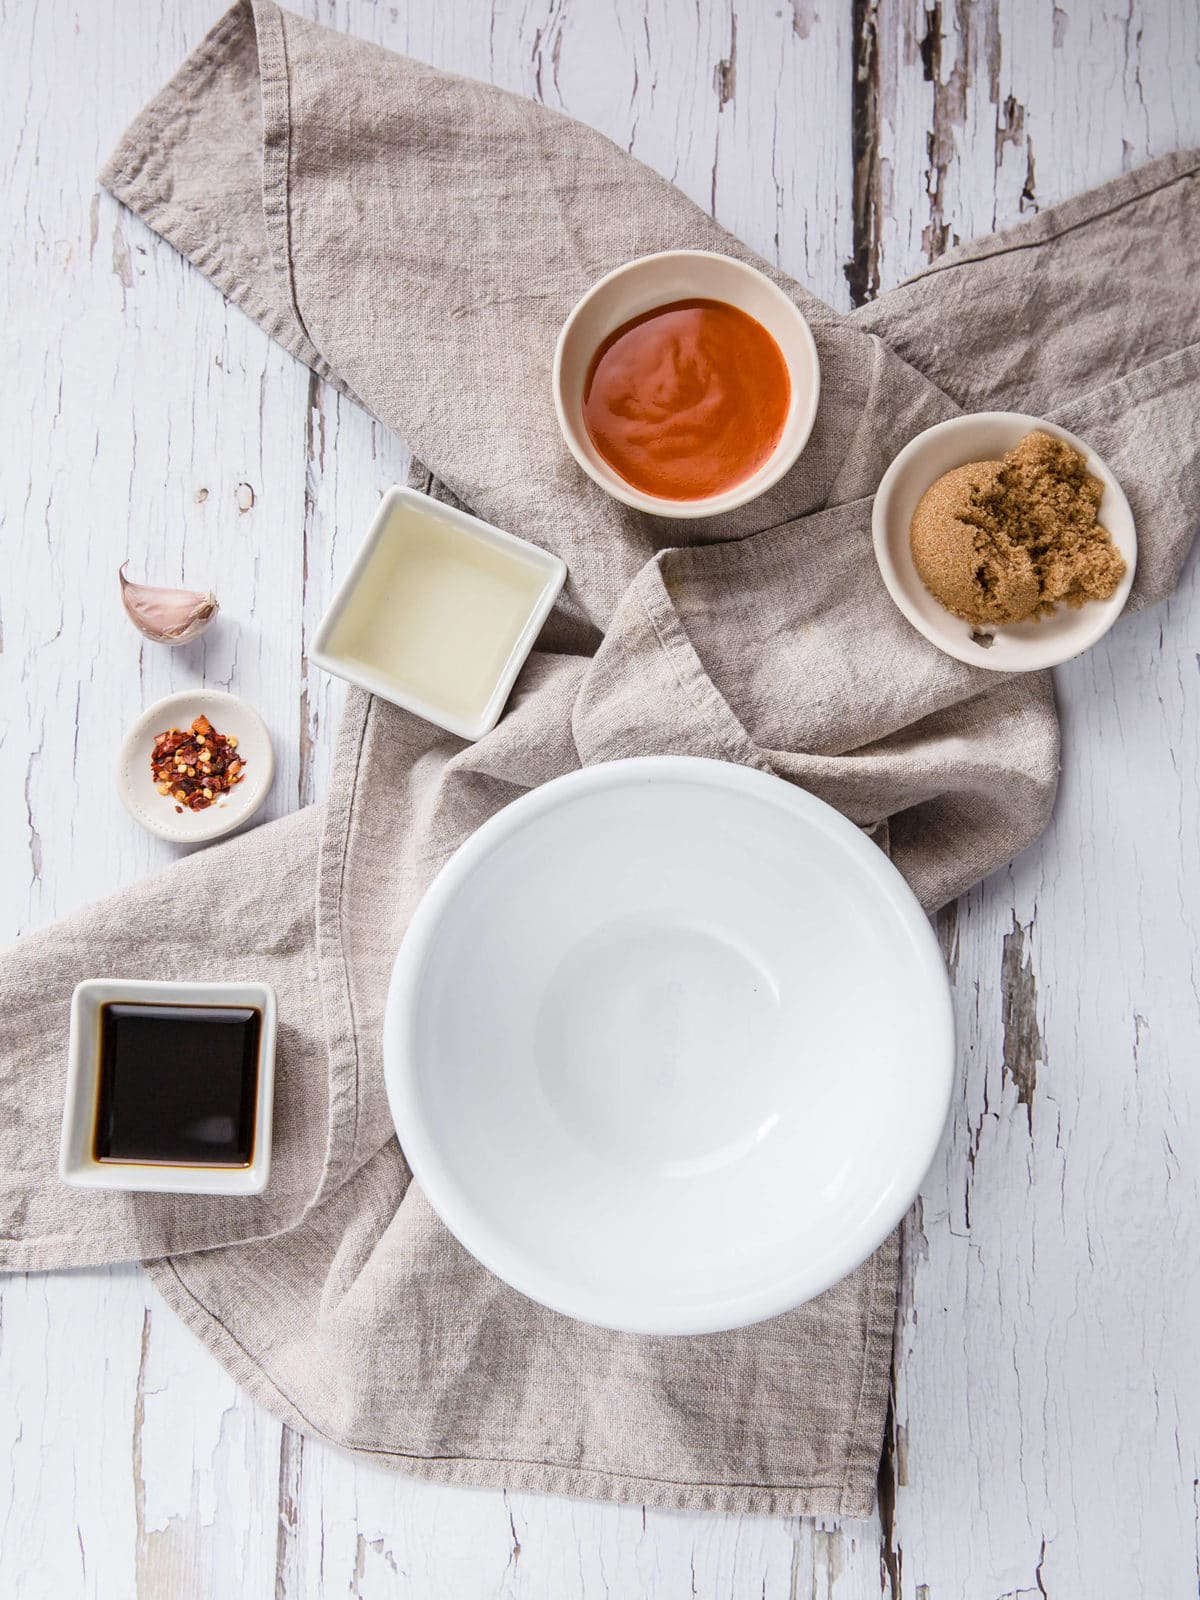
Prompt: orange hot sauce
<box><xmin>582</xmin><ymin>298</ymin><xmax>791</xmax><ymax>502</ymax></box>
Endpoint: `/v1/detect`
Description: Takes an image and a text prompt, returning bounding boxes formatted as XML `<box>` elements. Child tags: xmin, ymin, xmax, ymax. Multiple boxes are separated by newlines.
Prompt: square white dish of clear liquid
<box><xmin>312</xmin><ymin>487</ymin><xmax>566</xmax><ymax>741</ymax></box>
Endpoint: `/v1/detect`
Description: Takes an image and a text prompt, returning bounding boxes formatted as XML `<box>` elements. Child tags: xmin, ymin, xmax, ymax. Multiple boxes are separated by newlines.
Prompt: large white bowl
<box><xmin>552</xmin><ymin>251</ymin><xmax>821</xmax><ymax>519</ymax></box>
<box><xmin>383</xmin><ymin>757</ymin><xmax>953</xmax><ymax>1335</ymax></box>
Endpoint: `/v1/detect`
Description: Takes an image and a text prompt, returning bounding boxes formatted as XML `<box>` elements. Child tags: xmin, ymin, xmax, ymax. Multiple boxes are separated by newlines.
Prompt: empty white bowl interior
<box><xmin>873</xmin><ymin>412</ymin><xmax>1137</xmax><ymax>672</ymax></box>
<box><xmin>389</xmin><ymin>762</ymin><xmax>952</xmax><ymax>1332</ymax></box>
<box><xmin>556</xmin><ymin>253</ymin><xmax>820</xmax><ymax>511</ymax></box>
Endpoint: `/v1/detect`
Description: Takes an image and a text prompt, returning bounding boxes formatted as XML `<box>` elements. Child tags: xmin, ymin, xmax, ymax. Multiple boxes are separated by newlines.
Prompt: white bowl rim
<box><xmin>552</xmin><ymin>250</ymin><xmax>822</xmax><ymax>520</ymax></box>
<box><xmin>383</xmin><ymin>754</ymin><xmax>955</xmax><ymax>1335</ymax></box>
<box><xmin>871</xmin><ymin>410</ymin><xmax>1138</xmax><ymax>673</ymax></box>
<box><xmin>115</xmin><ymin>688</ymin><xmax>275</xmax><ymax>844</ymax></box>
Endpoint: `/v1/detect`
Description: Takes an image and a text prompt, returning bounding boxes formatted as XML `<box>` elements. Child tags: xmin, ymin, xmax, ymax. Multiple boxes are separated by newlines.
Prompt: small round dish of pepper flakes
<box><xmin>116</xmin><ymin>690</ymin><xmax>275</xmax><ymax>844</ymax></box>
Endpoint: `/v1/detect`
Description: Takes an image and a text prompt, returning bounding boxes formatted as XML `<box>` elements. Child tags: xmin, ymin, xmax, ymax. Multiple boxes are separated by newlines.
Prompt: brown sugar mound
<box><xmin>909</xmin><ymin>430</ymin><xmax>1127</xmax><ymax>627</ymax></box>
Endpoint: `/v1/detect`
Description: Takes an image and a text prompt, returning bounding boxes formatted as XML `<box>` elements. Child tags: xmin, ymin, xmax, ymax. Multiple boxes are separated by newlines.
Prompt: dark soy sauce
<box><xmin>94</xmin><ymin>1003</ymin><xmax>261</xmax><ymax>1167</ymax></box>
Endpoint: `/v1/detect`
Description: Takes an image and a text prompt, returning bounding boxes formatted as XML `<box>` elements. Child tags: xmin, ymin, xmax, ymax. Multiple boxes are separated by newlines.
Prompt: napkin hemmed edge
<box><xmin>147</xmin><ymin>1249</ymin><xmax>891</xmax><ymax>1520</ymax></box>
<box><xmin>97</xmin><ymin>0</ymin><xmax>360</xmax><ymax>407</ymax></box>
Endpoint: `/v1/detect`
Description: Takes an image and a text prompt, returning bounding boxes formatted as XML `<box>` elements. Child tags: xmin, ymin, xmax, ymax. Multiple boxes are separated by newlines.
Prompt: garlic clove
<box><xmin>119</xmin><ymin>563</ymin><xmax>219</xmax><ymax>645</ymax></box>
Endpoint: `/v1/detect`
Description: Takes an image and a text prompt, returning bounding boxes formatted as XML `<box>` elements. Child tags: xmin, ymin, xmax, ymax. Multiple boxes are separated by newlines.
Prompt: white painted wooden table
<box><xmin>3</xmin><ymin>2</ymin><xmax>1198</xmax><ymax>1595</ymax></box>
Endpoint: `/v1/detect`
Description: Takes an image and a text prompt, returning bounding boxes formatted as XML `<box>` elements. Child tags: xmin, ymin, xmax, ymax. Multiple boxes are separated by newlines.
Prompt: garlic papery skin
<box><xmin>119</xmin><ymin>563</ymin><xmax>219</xmax><ymax>645</ymax></box>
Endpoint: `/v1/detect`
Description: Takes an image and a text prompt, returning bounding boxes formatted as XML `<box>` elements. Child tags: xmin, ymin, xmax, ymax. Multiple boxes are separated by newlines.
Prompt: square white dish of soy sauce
<box><xmin>58</xmin><ymin>978</ymin><xmax>277</xmax><ymax>1195</ymax></box>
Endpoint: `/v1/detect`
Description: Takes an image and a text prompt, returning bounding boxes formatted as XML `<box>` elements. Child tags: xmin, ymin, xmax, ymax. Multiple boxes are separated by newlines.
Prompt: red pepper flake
<box><xmin>150</xmin><ymin>714</ymin><xmax>245</xmax><ymax>813</ymax></box>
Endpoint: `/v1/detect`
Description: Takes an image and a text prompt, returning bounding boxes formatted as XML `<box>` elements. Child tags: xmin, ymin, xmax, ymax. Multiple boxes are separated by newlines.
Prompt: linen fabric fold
<box><xmin>1</xmin><ymin>0</ymin><xmax>1196</xmax><ymax>1516</ymax></box>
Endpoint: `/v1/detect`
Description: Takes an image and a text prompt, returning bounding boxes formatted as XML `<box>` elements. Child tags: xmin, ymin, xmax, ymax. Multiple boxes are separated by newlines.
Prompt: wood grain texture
<box><xmin>1</xmin><ymin>1</ymin><xmax>1197</xmax><ymax>1596</ymax></box>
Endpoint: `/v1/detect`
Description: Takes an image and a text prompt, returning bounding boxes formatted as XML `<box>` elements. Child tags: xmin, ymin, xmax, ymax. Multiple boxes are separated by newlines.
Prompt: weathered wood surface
<box><xmin>2</xmin><ymin>1</ymin><xmax>1197</xmax><ymax>1595</ymax></box>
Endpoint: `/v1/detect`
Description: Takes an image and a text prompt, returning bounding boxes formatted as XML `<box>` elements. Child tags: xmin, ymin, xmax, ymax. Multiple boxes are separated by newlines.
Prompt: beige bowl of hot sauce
<box><xmin>552</xmin><ymin>251</ymin><xmax>820</xmax><ymax>519</ymax></box>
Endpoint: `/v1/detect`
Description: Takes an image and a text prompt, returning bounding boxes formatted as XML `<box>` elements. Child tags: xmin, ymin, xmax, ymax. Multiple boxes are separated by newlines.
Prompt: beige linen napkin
<box><xmin>1</xmin><ymin>0</ymin><xmax>1196</xmax><ymax>1515</ymax></box>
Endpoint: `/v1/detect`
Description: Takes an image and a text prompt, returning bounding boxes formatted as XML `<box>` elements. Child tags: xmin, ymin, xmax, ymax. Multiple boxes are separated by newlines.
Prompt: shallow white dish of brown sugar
<box><xmin>872</xmin><ymin>412</ymin><xmax>1137</xmax><ymax>672</ymax></box>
